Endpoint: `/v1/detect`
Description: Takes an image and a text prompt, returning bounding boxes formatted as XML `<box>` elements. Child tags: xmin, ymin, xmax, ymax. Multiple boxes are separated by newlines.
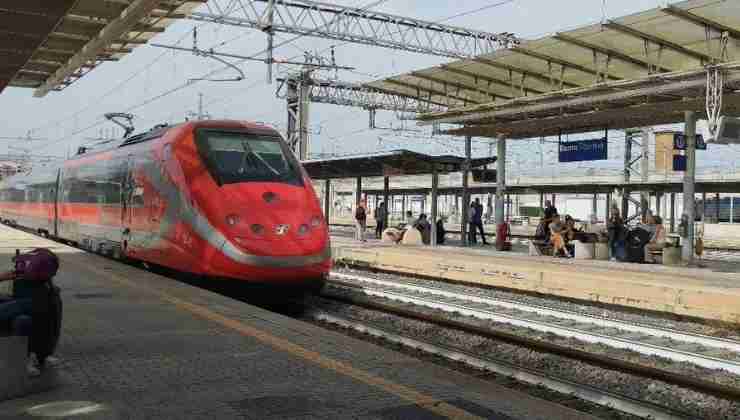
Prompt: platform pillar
<box><xmin>670</xmin><ymin>193</ymin><xmax>676</xmax><ymax>233</ymax></box>
<box><xmin>355</xmin><ymin>177</ymin><xmax>362</xmax><ymax>213</ymax></box>
<box><xmin>383</xmin><ymin>176</ymin><xmax>390</xmax><ymax>228</ymax></box>
<box><xmin>323</xmin><ymin>179</ymin><xmax>331</xmax><ymax>224</ymax></box>
<box><xmin>496</xmin><ymin>135</ymin><xmax>507</xmax><ymax>250</ymax></box>
<box><xmin>431</xmin><ymin>165</ymin><xmax>439</xmax><ymax>247</ymax></box>
<box><xmin>592</xmin><ymin>194</ymin><xmax>598</xmax><ymax>219</ymax></box>
<box><xmin>731</xmin><ymin>196</ymin><xmax>735</xmax><ymax>224</ymax></box>
<box><xmin>682</xmin><ymin>111</ymin><xmax>697</xmax><ymax>265</ymax></box>
<box><xmin>461</xmin><ymin>136</ymin><xmax>472</xmax><ymax>245</ymax></box>
<box><xmin>716</xmin><ymin>193</ymin><xmax>720</xmax><ymax>223</ymax></box>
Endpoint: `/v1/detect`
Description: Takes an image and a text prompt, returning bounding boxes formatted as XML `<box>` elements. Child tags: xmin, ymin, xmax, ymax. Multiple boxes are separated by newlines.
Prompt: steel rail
<box><xmin>320</xmin><ymin>289</ymin><xmax>740</xmax><ymax>401</ymax></box>
<box><xmin>330</xmin><ymin>272</ymin><xmax>740</xmax><ymax>353</ymax></box>
<box><xmin>314</xmin><ymin>312</ymin><xmax>692</xmax><ymax>420</ymax></box>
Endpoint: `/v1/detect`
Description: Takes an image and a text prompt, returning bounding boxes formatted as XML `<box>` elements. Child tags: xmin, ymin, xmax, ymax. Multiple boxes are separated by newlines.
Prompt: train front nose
<box><xmin>210</xmin><ymin>184</ymin><xmax>331</xmax><ymax>281</ymax></box>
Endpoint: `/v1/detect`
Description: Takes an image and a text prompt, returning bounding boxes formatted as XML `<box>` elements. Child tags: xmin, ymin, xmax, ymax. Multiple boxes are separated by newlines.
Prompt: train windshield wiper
<box><xmin>238</xmin><ymin>140</ymin><xmax>280</xmax><ymax>176</ymax></box>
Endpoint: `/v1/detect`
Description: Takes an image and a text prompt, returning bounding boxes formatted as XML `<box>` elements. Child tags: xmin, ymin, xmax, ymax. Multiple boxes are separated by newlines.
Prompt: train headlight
<box><xmin>250</xmin><ymin>224</ymin><xmax>264</xmax><ymax>235</ymax></box>
<box><xmin>298</xmin><ymin>224</ymin><xmax>309</xmax><ymax>236</ymax></box>
<box><xmin>310</xmin><ymin>216</ymin><xmax>322</xmax><ymax>228</ymax></box>
<box><xmin>226</xmin><ymin>214</ymin><xmax>240</xmax><ymax>226</ymax></box>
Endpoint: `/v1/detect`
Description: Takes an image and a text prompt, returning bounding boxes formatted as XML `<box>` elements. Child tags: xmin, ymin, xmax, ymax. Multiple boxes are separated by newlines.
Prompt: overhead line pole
<box><xmin>196</xmin><ymin>0</ymin><xmax>518</xmax><ymax>160</ymax></box>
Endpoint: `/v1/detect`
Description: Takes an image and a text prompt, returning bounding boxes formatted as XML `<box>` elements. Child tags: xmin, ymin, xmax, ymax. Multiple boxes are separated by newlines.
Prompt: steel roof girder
<box><xmin>417</xmin><ymin>64</ymin><xmax>740</xmax><ymax>125</ymax></box>
<box><xmin>603</xmin><ymin>20</ymin><xmax>713</xmax><ymax>63</ymax></box>
<box><xmin>409</xmin><ymin>72</ymin><xmax>510</xmax><ymax>101</ymax></box>
<box><xmin>662</xmin><ymin>5</ymin><xmax>740</xmax><ymax>41</ymax></box>
<box><xmin>472</xmin><ymin>57</ymin><xmax>581</xmax><ymax>89</ymax></box>
<box><xmin>437</xmin><ymin>65</ymin><xmax>545</xmax><ymax>96</ymax></box>
<box><xmin>510</xmin><ymin>46</ymin><xmax>621</xmax><ymax>81</ymax></box>
<box><xmin>34</xmin><ymin>0</ymin><xmax>163</xmax><ymax>97</ymax></box>
<box><xmin>383</xmin><ymin>78</ymin><xmax>481</xmax><ymax>106</ymax></box>
<box><xmin>552</xmin><ymin>33</ymin><xmax>673</xmax><ymax>74</ymax></box>
<box><xmin>191</xmin><ymin>0</ymin><xmax>517</xmax><ymax>59</ymax></box>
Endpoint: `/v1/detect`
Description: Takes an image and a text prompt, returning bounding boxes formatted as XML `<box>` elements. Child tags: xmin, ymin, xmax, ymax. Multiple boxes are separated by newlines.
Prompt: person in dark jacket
<box><xmin>355</xmin><ymin>200</ymin><xmax>367</xmax><ymax>242</ymax></box>
<box><xmin>374</xmin><ymin>202</ymin><xmax>388</xmax><ymax>239</ymax></box>
<box><xmin>436</xmin><ymin>217</ymin><xmax>447</xmax><ymax>245</ymax></box>
<box><xmin>607</xmin><ymin>206</ymin><xmax>627</xmax><ymax>261</ymax></box>
<box><xmin>470</xmin><ymin>198</ymin><xmax>487</xmax><ymax>245</ymax></box>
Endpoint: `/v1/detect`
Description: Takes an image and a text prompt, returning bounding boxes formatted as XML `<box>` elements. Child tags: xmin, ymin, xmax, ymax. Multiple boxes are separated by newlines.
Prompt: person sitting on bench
<box><xmin>644</xmin><ymin>215</ymin><xmax>667</xmax><ymax>263</ymax></box>
<box><xmin>0</xmin><ymin>248</ymin><xmax>60</xmax><ymax>374</ymax></box>
<box><xmin>549</xmin><ymin>215</ymin><xmax>571</xmax><ymax>258</ymax></box>
<box><xmin>1</xmin><ymin>248</ymin><xmax>59</xmax><ymax>330</ymax></box>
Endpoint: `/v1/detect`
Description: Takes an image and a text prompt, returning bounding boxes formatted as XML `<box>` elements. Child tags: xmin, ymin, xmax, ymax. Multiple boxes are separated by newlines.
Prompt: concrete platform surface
<box><xmin>331</xmin><ymin>236</ymin><xmax>740</xmax><ymax>324</ymax></box>
<box><xmin>0</xmin><ymin>225</ymin><xmax>597</xmax><ymax>420</ymax></box>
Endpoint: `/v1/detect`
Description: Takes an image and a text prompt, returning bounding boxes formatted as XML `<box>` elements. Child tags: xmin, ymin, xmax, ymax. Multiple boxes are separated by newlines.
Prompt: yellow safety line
<box><xmin>69</xmin><ymin>258</ymin><xmax>485</xmax><ymax>420</ymax></box>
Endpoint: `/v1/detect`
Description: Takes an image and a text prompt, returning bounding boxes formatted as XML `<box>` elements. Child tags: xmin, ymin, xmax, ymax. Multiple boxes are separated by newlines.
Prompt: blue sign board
<box><xmin>558</xmin><ymin>138</ymin><xmax>608</xmax><ymax>162</ymax></box>
<box><xmin>673</xmin><ymin>155</ymin><xmax>686</xmax><ymax>171</ymax></box>
<box><xmin>673</xmin><ymin>133</ymin><xmax>706</xmax><ymax>150</ymax></box>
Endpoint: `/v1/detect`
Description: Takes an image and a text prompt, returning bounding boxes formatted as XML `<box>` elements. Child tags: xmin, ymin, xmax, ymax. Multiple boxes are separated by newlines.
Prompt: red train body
<box><xmin>0</xmin><ymin>120</ymin><xmax>331</xmax><ymax>290</ymax></box>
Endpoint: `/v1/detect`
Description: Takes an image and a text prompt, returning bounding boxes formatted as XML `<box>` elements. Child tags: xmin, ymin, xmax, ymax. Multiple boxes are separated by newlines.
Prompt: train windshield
<box><xmin>195</xmin><ymin>130</ymin><xmax>303</xmax><ymax>186</ymax></box>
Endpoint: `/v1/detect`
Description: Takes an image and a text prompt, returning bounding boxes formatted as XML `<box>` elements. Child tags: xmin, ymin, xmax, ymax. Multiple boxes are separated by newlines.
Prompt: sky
<box><xmin>1</xmin><ymin>0</ymin><xmax>736</xmax><ymax>176</ymax></box>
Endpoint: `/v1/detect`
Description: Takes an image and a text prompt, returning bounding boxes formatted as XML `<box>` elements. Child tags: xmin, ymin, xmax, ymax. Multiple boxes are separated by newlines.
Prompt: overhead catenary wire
<box><xmin>35</xmin><ymin>0</ymin><xmax>390</xmax><ymax>153</ymax></box>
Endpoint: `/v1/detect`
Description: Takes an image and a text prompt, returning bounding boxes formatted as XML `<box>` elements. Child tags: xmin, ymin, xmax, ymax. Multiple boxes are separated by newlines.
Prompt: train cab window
<box><xmin>194</xmin><ymin>129</ymin><xmax>303</xmax><ymax>186</ymax></box>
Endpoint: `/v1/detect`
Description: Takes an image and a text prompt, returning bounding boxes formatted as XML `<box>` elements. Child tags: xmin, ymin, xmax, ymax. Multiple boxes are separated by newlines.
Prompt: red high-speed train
<box><xmin>0</xmin><ymin>120</ymin><xmax>331</xmax><ymax>292</ymax></box>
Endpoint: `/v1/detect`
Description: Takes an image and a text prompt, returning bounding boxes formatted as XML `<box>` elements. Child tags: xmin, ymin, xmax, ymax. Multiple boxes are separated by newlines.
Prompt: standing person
<box><xmin>436</xmin><ymin>216</ymin><xmax>447</xmax><ymax>245</ymax></box>
<box><xmin>472</xmin><ymin>198</ymin><xmax>488</xmax><ymax>245</ymax></box>
<box><xmin>468</xmin><ymin>202</ymin><xmax>478</xmax><ymax>244</ymax></box>
<box><xmin>374</xmin><ymin>201</ymin><xmax>387</xmax><ymax>239</ymax></box>
<box><xmin>405</xmin><ymin>210</ymin><xmax>415</xmax><ymax>228</ymax></box>
<box><xmin>354</xmin><ymin>200</ymin><xmax>367</xmax><ymax>242</ymax></box>
<box><xmin>542</xmin><ymin>200</ymin><xmax>558</xmax><ymax>231</ymax></box>
<box><xmin>607</xmin><ymin>205</ymin><xmax>626</xmax><ymax>261</ymax></box>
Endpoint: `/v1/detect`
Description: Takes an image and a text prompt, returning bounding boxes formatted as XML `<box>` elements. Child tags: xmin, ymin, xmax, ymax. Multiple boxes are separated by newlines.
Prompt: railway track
<box><xmin>312</xmin><ymin>270</ymin><xmax>740</xmax><ymax>419</ymax></box>
<box><xmin>329</xmin><ymin>272</ymin><xmax>740</xmax><ymax>374</ymax></box>
<box><xmin>313</xmin><ymin>312</ymin><xmax>690</xmax><ymax>420</ymax></box>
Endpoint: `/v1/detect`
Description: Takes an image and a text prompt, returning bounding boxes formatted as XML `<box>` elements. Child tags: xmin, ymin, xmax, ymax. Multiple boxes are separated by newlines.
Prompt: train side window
<box><xmin>132</xmin><ymin>187</ymin><xmax>145</xmax><ymax>206</ymax></box>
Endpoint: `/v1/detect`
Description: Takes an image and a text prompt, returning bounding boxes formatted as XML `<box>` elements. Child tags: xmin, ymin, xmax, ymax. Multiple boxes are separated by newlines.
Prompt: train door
<box><xmin>121</xmin><ymin>155</ymin><xmax>135</xmax><ymax>252</ymax></box>
<box><xmin>51</xmin><ymin>169</ymin><xmax>61</xmax><ymax>236</ymax></box>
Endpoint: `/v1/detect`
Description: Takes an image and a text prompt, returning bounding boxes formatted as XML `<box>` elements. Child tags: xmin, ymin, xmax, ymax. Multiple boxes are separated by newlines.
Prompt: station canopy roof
<box><xmin>302</xmin><ymin>149</ymin><xmax>496</xmax><ymax>180</ymax></box>
<box><xmin>364</xmin><ymin>0</ymin><xmax>740</xmax><ymax>139</ymax></box>
<box><xmin>0</xmin><ymin>0</ymin><xmax>203</xmax><ymax>97</ymax></box>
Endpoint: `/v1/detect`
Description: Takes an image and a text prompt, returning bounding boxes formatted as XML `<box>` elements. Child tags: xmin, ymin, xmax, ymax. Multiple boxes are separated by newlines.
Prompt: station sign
<box><xmin>673</xmin><ymin>155</ymin><xmax>687</xmax><ymax>171</ymax></box>
<box><xmin>673</xmin><ymin>133</ymin><xmax>706</xmax><ymax>150</ymax></box>
<box><xmin>558</xmin><ymin>138</ymin><xmax>608</xmax><ymax>162</ymax></box>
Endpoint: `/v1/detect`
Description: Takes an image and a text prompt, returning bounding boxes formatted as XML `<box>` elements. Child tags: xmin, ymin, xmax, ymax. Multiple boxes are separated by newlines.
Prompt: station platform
<box><xmin>331</xmin><ymin>235</ymin><xmax>740</xmax><ymax>325</ymax></box>
<box><xmin>0</xmin><ymin>225</ymin><xmax>596</xmax><ymax>420</ymax></box>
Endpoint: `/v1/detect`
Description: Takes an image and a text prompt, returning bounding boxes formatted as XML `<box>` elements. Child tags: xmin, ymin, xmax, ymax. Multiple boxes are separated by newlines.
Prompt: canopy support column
<box><xmin>716</xmin><ymin>193</ymin><xmax>720</xmax><ymax>223</ymax></box>
<box><xmin>461</xmin><ymin>136</ymin><xmax>472</xmax><ymax>245</ymax></box>
<box><xmin>496</xmin><ymin>135</ymin><xmax>507</xmax><ymax>250</ymax></box>
<box><xmin>431</xmin><ymin>165</ymin><xmax>439</xmax><ymax>247</ymax></box>
<box><xmin>355</xmin><ymin>177</ymin><xmax>362</xmax><ymax>212</ymax></box>
<box><xmin>324</xmin><ymin>179</ymin><xmax>331</xmax><ymax>224</ymax></box>
<box><xmin>592</xmin><ymin>194</ymin><xmax>598</xmax><ymax>219</ymax></box>
<box><xmin>383</xmin><ymin>176</ymin><xmax>390</xmax><ymax>228</ymax></box>
<box><xmin>682</xmin><ymin>111</ymin><xmax>697</xmax><ymax>265</ymax></box>
<box><xmin>670</xmin><ymin>193</ymin><xmax>676</xmax><ymax>233</ymax></box>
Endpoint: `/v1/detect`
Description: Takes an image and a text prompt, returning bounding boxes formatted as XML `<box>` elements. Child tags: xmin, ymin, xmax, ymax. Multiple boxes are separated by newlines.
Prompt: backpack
<box><xmin>14</xmin><ymin>248</ymin><xmax>59</xmax><ymax>282</ymax></box>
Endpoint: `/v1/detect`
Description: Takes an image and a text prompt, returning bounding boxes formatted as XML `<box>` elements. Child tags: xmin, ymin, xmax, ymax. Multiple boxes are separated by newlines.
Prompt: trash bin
<box><xmin>574</xmin><ymin>240</ymin><xmax>594</xmax><ymax>260</ymax></box>
<box><xmin>594</xmin><ymin>242</ymin><xmax>609</xmax><ymax>260</ymax></box>
<box><xmin>663</xmin><ymin>246</ymin><xmax>682</xmax><ymax>266</ymax></box>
